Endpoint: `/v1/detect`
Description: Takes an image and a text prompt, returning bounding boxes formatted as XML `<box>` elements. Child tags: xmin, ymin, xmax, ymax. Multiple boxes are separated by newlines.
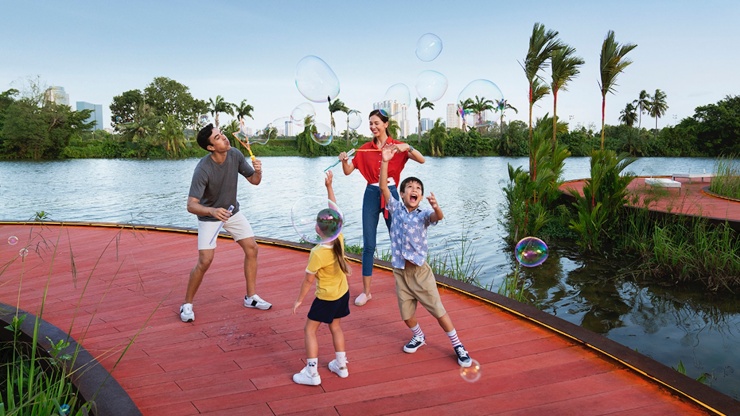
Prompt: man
<box><xmin>180</xmin><ymin>123</ymin><xmax>271</xmax><ymax>323</ymax></box>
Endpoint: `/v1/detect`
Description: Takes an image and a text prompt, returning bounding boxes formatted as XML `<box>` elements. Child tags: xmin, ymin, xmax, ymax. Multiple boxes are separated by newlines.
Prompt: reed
<box><xmin>709</xmin><ymin>155</ymin><xmax>740</xmax><ymax>199</ymax></box>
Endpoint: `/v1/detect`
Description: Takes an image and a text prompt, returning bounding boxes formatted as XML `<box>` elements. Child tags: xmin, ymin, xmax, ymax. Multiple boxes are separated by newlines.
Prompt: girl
<box><xmin>292</xmin><ymin>171</ymin><xmax>353</xmax><ymax>385</ymax></box>
<box><xmin>338</xmin><ymin>108</ymin><xmax>425</xmax><ymax>306</ymax></box>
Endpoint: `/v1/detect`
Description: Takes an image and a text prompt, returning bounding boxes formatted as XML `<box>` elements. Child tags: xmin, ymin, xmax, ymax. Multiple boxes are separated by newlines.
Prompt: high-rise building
<box><xmin>420</xmin><ymin>118</ymin><xmax>433</xmax><ymax>133</ymax></box>
<box><xmin>373</xmin><ymin>100</ymin><xmax>409</xmax><ymax>139</ymax></box>
<box><xmin>45</xmin><ymin>86</ymin><xmax>69</xmax><ymax>106</ymax></box>
<box><xmin>76</xmin><ymin>101</ymin><xmax>104</xmax><ymax>130</ymax></box>
<box><xmin>446</xmin><ymin>103</ymin><xmax>461</xmax><ymax>129</ymax></box>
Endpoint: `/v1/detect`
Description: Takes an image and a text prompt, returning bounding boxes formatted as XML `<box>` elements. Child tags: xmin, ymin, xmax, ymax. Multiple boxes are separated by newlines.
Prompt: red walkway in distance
<box><xmin>560</xmin><ymin>176</ymin><xmax>740</xmax><ymax>223</ymax></box>
<box><xmin>0</xmin><ymin>223</ymin><xmax>736</xmax><ymax>415</ymax></box>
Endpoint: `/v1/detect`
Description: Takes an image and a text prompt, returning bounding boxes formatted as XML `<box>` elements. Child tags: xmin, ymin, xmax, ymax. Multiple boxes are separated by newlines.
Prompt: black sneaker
<box><xmin>403</xmin><ymin>336</ymin><xmax>426</xmax><ymax>353</ymax></box>
<box><xmin>454</xmin><ymin>345</ymin><xmax>472</xmax><ymax>367</ymax></box>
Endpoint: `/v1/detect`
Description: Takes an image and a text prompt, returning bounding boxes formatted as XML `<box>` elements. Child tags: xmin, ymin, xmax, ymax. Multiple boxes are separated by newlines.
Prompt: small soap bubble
<box><xmin>457</xmin><ymin>79</ymin><xmax>504</xmax><ymax>127</ymax></box>
<box><xmin>460</xmin><ymin>359</ymin><xmax>481</xmax><ymax>383</ymax></box>
<box><xmin>415</xmin><ymin>33</ymin><xmax>443</xmax><ymax>62</ymax></box>
<box><xmin>19</xmin><ymin>248</ymin><xmax>29</xmax><ymax>258</ymax></box>
<box><xmin>383</xmin><ymin>83</ymin><xmax>411</xmax><ymax>116</ymax></box>
<box><xmin>347</xmin><ymin>112</ymin><xmax>362</xmax><ymax>130</ymax></box>
<box><xmin>8</xmin><ymin>235</ymin><xmax>18</xmax><ymax>245</ymax></box>
<box><xmin>291</xmin><ymin>197</ymin><xmax>344</xmax><ymax>244</ymax></box>
<box><xmin>515</xmin><ymin>237</ymin><xmax>549</xmax><ymax>267</ymax></box>
<box><xmin>311</xmin><ymin>122</ymin><xmax>333</xmax><ymax>146</ymax></box>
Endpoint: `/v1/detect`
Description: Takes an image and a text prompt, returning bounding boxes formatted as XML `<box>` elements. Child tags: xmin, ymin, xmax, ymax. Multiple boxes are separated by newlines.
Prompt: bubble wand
<box><xmin>324</xmin><ymin>148</ymin><xmax>355</xmax><ymax>172</ymax></box>
<box><xmin>209</xmin><ymin>205</ymin><xmax>234</xmax><ymax>245</ymax></box>
<box><xmin>233</xmin><ymin>117</ymin><xmax>256</xmax><ymax>161</ymax></box>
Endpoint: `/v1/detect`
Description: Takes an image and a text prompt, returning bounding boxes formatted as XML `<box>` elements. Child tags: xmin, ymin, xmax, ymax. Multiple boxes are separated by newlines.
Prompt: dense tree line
<box><xmin>0</xmin><ymin>76</ymin><xmax>738</xmax><ymax>160</ymax></box>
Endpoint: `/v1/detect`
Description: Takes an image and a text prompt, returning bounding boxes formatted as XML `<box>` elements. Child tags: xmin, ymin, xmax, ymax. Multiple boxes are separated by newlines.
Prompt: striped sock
<box><xmin>411</xmin><ymin>324</ymin><xmax>425</xmax><ymax>340</ymax></box>
<box><xmin>446</xmin><ymin>329</ymin><xmax>462</xmax><ymax>348</ymax></box>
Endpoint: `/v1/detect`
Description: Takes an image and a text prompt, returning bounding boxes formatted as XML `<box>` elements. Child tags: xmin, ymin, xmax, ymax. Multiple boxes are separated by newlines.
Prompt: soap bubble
<box><xmin>19</xmin><ymin>248</ymin><xmax>29</xmax><ymax>258</ymax></box>
<box><xmin>382</xmin><ymin>83</ymin><xmax>411</xmax><ymax>116</ymax></box>
<box><xmin>460</xmin><ymin>359</ymin><xmax>481</xmax><ymax>383</ymax></box>
<box><xmin>291</xmin><ymin>197</ymin><xmax>344</xmax><ymax>244</ymax></box>
<box><xmin>348</xmin><ymin>112</ymin><xmax>362</xmax><ymax>130</ymax></box>
<box><xmin>199</xmin><ymin>114</ymin><xmax>210</xmax><ymax>126</ymax></box>
<box><xmin>291</xmin><ymin>102</ymin><xmax>316</xmax><ymax>127</ymax></box>
<box><xmin>415</xmin><ymin>33</ymin><xmax>443</xmax><ymax>62</ymax></box>
<box><xmin>312</xmin><ymin>122</ymin><xmax>333</xmax><ymax>146</ymax></box>
<box><xmin>457</xmin><ymin>79</ymin><xmax>504</xmax><ymax>127</ymax></box>
<box><xmin>415</xmin><ymin>70</ymin><xmax>448</xmax><ymax>102</ymax></box>
<box><xmin>8</xmin><ymin>236</ymin><xmax>18</xmax><ymax>245</ymax></box>
<box><xmin>515</xmin><ymin>237</ymin><xmax>549</xmax><ymax>267</ymax></box>
<box><xmin>295</xmin><ymin>55</ymin><xmax>340</xmax><ymax>103</ymax></box>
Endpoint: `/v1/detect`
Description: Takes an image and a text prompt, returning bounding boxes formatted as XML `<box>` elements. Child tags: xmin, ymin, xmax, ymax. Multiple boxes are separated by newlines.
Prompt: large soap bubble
<box><xmin>295</xmin><ymin>55</ymin><xmax>340</xmax><ymax>103</ymax></box>
<box><xmin>457</xmin><ymin>79</ymin><xmax>504</xmax><ymax>127</ymax></box>
<box><xmin>415</xmin><ymin>33</ymin><xmax>443</xmax><ymax>62</ymax></box>
<box><xmin>415</xmin><ymin>70</ymin><xmax>448</xmax><ymax>102</ymax></box>
<box><xmin>291</xmin><ymin>197</ymin><xmax>344</xmax><ymax>244</ymax></box>
<box><xmin>514</xmin><ymin>237</ymin><xmax>549</xmax><ymax>267</ymax></box>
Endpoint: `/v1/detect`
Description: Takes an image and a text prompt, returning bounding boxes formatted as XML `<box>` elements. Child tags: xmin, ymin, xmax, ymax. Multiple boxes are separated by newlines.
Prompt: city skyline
<box><xmin>2</xmin><ymin>1</ymin><xmax>739</xmax><ymax>138</ymax></box>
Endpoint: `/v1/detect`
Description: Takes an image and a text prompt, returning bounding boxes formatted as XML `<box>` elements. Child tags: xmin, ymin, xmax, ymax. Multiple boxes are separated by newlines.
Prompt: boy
<box><xmin>379</xmin><ymin>145</ymin><xmax>472</xmax><ymax>367</ymax></box>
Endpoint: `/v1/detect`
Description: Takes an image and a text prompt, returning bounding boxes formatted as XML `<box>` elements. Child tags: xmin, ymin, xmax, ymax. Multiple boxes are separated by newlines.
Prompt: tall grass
<box><xmin>709</xmin><ymin>155</ymin><xmax>740</xmax><ymax>200</ymax></box>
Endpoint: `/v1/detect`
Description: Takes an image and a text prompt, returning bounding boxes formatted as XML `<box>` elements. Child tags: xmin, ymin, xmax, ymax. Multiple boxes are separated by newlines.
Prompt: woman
<box><xmin>338</xmin><ymin>108</ymin><xmax>425</xmax><ymax>306</ymax></box>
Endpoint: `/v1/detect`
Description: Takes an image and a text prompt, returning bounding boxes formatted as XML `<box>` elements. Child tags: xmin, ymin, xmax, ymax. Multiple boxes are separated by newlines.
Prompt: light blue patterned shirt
<box><xmin>386</xmin><ymin>196</ymin><xmax>437</xmax><ymax>269</ymax></box>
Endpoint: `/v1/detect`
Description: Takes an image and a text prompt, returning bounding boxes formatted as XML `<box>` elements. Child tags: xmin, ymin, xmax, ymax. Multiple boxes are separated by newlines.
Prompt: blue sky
<box><xmin>2</xmin><ymin>0</ymin><xmax>738</xmax><ymax>137</ymax></box>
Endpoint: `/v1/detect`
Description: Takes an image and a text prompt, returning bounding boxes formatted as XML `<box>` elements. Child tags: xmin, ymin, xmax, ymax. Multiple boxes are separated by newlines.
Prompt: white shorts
<box><xmin>197</xmin><ymin>210</ymin><xmax>255</xmax><ymax>250</ymax></box>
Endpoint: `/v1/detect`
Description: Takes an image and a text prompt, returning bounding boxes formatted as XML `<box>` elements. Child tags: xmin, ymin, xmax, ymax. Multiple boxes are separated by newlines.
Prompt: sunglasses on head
<box><xmin>372</xmin><ymin>108</ymin><xmax>388</xmax><ymax>118</ymax></box>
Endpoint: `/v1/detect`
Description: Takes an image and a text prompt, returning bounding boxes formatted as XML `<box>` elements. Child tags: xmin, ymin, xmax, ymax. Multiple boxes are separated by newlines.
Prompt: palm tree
<box><xmin>598</xmin><ymin>30</ymin><xmax>637</xmax><ymax>149</ymax></box>
<box><xmin>457</xmin><ymin>98</ymin><xmax>474</xmax><ymax>131</ymax></box>
<box><xmin>415</xmin><ymin>97</ymin><xmax>435</xmax><ymax>144</ymax></box>
<box><xmin>345</xmin><ymin>108</ymin><xmax>360</xmax><ymax>144</ymax></box>
<box><xmin>208</xmin><ymin>95</ymin><xmax>233</xmax><ymax>128</ymax></box>
<box><xmin>469</xmin><ymin>95</ymin><xmax>495</xmax><ymax>131</ymax></box>
<box><xmin>159</xmin><ymin>114</ymin><xmax>186</xmax><ymax>158</ymax></box>
<box><xmin>387</xmin><ymin>118</ymin><xmax>400</xmax><ymax>140</ymax></box>
<box><xmin>233</xmin><ymin>99</ymin><xmax>255</xmax><ymax>122</ymax></box>
<box><xmin>550</xmin><ymin>44</ymin><xmax>584</xmax><ymax>150</ymax></box>
<box><xmin>619</xmin><ymin>102</ymin><xmax>638</xmax><ymax>127</ymax></box>
<box><xmin>495</xmin><ymin>99</ymin><xmax>518</xmax><ymax>137</ymax></box>
<box><xmin>523</xmin><ymin>23</ymin><xmax>563</xmax><ymax>149</ymax></box>
<box><xmin>328</xmin><ymin>97</ymin><xmax>348</xmax><ymax>135</ymax></box>
<box><xmin>633</xmin><ymin>90</ymin><xmax>650</xmax><ymax>129</ymax></box>
<box><xmin>428</xmin><ymin>118</ymin><xmax>447</xmax><ymax>156</ymax></box>
<box><xmin>648</xmin><ymin>89</ymin><xmax>668</xmax><ymax>135</ymax></box>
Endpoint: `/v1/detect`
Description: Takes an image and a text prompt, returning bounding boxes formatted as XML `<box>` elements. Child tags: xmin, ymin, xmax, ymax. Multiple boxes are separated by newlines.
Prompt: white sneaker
<box><xmin>244</xmin><ymin>294</ymin><xmax>272</xmax><ymax>310</ymax></box>
<box><xmin>328</xmin><ymin>359</ymin><xmax>348</xmax><ymax>378</ymax></box>
<box><xmin>354</xmin><ymin>292</ymin><xmax>372</xmax><ymax>306</ymax></box>
<box><xmin>180</xmin><ymin>303</ymin><xmax>194</xmax><ymax>322</ymax></box>
<box><xmin>292</xmin><ymin>367</ymin><xmax>321</xmax><ymax>386</ymax></box>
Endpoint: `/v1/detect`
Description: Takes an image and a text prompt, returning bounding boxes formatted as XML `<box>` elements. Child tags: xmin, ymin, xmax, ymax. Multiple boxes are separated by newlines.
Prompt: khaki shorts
<box><xmin>197</xmin><ymin>211</ymin><xmax>255</xmax><ymax>250</ymax></box>
<box><xmin>393</xmin><ymin>261</ymin><xmax>447</xmax><ymax>321</ymax></box>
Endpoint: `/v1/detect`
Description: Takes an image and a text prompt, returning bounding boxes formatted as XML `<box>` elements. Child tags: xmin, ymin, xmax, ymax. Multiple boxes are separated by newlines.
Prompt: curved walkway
<box><xmin>560</xmin><ymin>176</ymin><xmax>740</xmax><ymax>225</ymax></box>
<box><xmin>0</xmin><ymin>222</ymin><xmax>737</xmax><ymax>415</ymax></box>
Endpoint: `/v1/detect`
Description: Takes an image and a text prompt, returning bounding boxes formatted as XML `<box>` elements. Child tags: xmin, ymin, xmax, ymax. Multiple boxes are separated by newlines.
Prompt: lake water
<box><xmin>1</xmin><ymin>156</ymin><xmax>738</xmax><ymax>399</ymax></box>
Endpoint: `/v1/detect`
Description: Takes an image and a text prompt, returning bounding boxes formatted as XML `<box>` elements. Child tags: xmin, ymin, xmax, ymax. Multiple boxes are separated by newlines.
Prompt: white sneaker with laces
<box><xmin>328</xmin><ymin>359</ymin><xmax>349</xmax><ymax>378</ymax></box>
<box><xmin>403</xmin><ymin>336</ymin><xmax>426</xmax><ymax>353</ymax></box>
<box><xmin>180</xmin><ymin>303</ymin><xmax>194</xmax><ymax>322</ymax></box>
<box><xmin>244</xmin><ymin>294</ymin><xmax>272</xmax><ymax>310</ymax></box>
<box><xmin>293</xmin><ymin>367</ymin><xmax>321</xmax><ymax>386</ymax></box>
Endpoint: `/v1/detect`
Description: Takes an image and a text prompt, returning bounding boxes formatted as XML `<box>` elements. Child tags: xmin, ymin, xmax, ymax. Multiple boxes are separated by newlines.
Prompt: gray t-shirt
<box><xmin>188</xmin><ymin>147</ymin><xmax>255</xmax><ymax>221</ymax></box>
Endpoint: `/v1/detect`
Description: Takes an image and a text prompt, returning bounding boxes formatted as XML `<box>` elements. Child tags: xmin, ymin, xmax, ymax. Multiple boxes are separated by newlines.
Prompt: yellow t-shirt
<box><xmin>305</xmin><ymin>234</ymin><xmax>349</xmax><ymax>301</ymax></box>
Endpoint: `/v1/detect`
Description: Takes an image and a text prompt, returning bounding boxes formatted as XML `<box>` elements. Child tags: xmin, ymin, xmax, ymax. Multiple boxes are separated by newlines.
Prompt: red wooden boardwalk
<box><xmin>0</xmin><ymin>223</ymin><xmax>736</xmax><ymax>415</ymax></box>
<box><xmin>560</xmin><ymin>176</ymin><xmax>740</xmax><ymax>223</ymax></box>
